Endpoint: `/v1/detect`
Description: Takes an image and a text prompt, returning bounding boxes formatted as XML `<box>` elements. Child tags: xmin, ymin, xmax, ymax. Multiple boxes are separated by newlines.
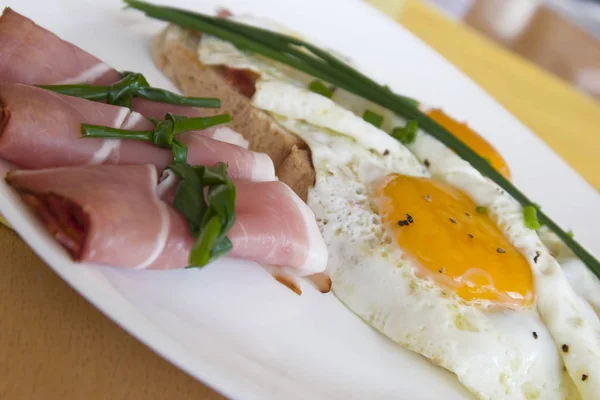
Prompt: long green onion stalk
<box><xmin>124</xmin><ymin>0</ymin><xmax>600</xmax><ymax>278</ymax></box>
<box><xmin>39</xmin><ymin>71</ymin><xmax>221</xmax><ymax>109</ymax></box>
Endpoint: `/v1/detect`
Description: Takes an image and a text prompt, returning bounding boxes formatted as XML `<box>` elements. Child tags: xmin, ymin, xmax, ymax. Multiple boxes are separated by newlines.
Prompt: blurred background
<box><xmin>425</xmin><ymin>0</ymin><xmax>600</xmax><ymax>100</ymax></box>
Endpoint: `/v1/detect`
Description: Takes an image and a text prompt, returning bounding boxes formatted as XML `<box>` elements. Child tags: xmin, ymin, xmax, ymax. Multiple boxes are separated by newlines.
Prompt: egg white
<box><xmin>196</xmin><ymin>19</ymin><xmax>600</xmax><ymax>399</ymax></box>
<box><xmin>273</xmin><ymin>116</ymin><xmax>576</xmax><ymax>399</ymax></box>
<box><xmin>326</xmin><ymin>87</ymin><xmax>600</xmax><ymax>399</ymax></box>
<box><xmin>538</xmin><ymin>227</ymin><xmax>600</xmax><ymax>317</ymax></box>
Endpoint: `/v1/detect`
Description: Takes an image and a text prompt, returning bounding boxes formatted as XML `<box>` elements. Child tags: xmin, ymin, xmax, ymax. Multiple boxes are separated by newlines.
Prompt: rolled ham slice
<box><xmin>6</xmin><ymin>165</ymin><xmax>327</xmax><ymax>274</ymax></box>
<box><xmin>0</xmin><ymin>83</ymin><xmax>275</xmax><ymax>181</ymax></box>
<box><xmin>0</xmin><ymin>8</ymin><xmax>215</xmax><ymax>120</ymax></box>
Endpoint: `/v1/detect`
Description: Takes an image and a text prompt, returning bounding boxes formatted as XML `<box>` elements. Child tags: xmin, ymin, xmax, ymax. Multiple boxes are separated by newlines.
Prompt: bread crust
<box><xmin>152</xmin><ymin>25</ymin><xmax>315</xmax><ymax>201</ymax></box>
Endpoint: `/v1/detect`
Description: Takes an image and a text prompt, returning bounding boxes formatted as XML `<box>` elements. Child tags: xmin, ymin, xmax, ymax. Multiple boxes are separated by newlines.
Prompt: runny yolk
<box><xmin>377</xmin><ymin>175</ymin><xmax>534</xmax><ymax>307</ymax></box>
<box><xmin>427</xmin><ymin>109</ymin><xmax>512</xmax><ymax>180</ymax></box>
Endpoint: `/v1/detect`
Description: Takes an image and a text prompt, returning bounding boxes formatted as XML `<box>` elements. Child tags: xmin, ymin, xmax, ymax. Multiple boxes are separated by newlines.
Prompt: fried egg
<box><xmin>197</xmin><ymin>17</ymin><xmax>600</xmax><ymax>399</ymax></box>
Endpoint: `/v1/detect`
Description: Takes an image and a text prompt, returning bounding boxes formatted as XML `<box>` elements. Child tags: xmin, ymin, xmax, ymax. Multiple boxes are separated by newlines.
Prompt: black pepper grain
<box><xmin>533</xmin><ymin>251</ymin><xmax>540</xmax><ymax>264</ymax></box>
<box><xmin>449</xmin><ymin>217</ymin><xmax>457</xmax><ymax>224</ymax></box>
<box><xmin>562</xmin><ymin>344</ymin><xmax>569</xmax><ymax>353</ymax></box>
<box><xmin>438</xmin><ymin>268</ymin><xmax>446</xmax><ymax>274</ymax></box>
<box><xmin>406</xmin><ymin>214</ymin><xmax>414</xmax><ymax>224</ymax></box>
<box><xmin>383</xmin><ymin>149</ymin><xmax>390</xmax><ymax>156</ymax></box>
<box><xmin>467</xmin><ymin>233</ymin><xmax>474</xmax><ymax>239</ymax></box>
<box><xmin>424</xmin><ymin>159</ymin><xmax>430</xmax><ymax>167</ymax></box>
<box><xmin>398</xmin><ymin>220</ymin><xmax>409</xmax><ymax>227</ymax></box>
<box><xmin>582</xmin><ymin>374</ymin><xmax>589</xmax><ymax>381</ymax></box>
<box><xmin>464</xmin><ymin>212</ymin><xmax>470</xmax><ymax>217</ymax></box>
<box><xmin>497</xmin><ymin>247</ymin><xmax>506</xmax><ymax>254</ymax></box>
<box><xmin>532</xmin><ymin>331</ymin><xmax>538</xmax><ymax>339</ymax></box>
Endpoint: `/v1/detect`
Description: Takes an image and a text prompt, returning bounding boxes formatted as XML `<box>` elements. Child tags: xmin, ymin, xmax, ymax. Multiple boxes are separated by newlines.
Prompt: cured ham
<box><xmin>0</xmin><ymin>83</ymin><xmax>275</xmax><ymax>181</ymax></box>
<box><xmin>0</xmin><ymin>8</ymin><xmax>209</xmax><ymax>119</ymax></box>
<box><xmin>228</xmin><ymin>180</ymin><xmax>325</xmax><ymax>272</ymax></box>
<box><xmin>0</xmin><ymin>8</ymin><xmax>120</xmax><ymax>86</ymax></box>
<box><xmin>6</xmin><ymin>165</ymin><xmax>327</xmax><ymax>274</ymax></box>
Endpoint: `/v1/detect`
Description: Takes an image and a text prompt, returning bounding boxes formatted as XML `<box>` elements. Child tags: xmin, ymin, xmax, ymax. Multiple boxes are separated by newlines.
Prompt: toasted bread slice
<box><xmin>151</xmin><ymin>24</ymin><xmax>315</xmax><ymax>201</ymax></box>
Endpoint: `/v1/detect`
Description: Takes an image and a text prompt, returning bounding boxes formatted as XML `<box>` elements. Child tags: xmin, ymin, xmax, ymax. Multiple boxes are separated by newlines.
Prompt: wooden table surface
<box><xmin>2</xmin><ymin>1</ymin><xmax>599</xmax><ymax>399</ymax></box>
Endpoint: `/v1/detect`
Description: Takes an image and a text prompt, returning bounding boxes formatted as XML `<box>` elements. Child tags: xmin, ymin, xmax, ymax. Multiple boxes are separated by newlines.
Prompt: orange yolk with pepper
<box><xmin>427</xmin><ymin>109</ymin><xmax>511</xmax><ymax>180</ymax></box>
<box><xmin>377</xmin><ymin>175</ymin><xmax>533</xmax><ymax>307</ymax></box>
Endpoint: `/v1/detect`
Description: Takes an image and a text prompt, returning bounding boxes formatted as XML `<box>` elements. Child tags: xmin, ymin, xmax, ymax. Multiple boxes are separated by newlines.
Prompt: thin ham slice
<box><xmin>0</xmin><ymin>83</ymin><xmax>275</xmax><ymax>181</ymax></box>
<box><xmin>0</xmin><ymin>8</ymin><xmax>215</xmax><ymax>120</ymax></box>
<box><xmin>6</xmin><ymin>165</ymin><xmax>327</xmax><ymax>274</ymax></box>
<box><xmin>0</xmin><ymin>8</ymin><xmax>120</xmax><ymax>86</ymax></box>
<box><xmin>228</xmin><ymin>181</ymin><xmax>325</xmax><ymax>272</ymax></box>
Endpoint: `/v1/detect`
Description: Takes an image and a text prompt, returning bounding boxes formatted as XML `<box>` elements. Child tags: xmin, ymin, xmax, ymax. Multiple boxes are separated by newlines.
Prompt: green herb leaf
<box><xmin>80</xmin><ymin>124</ymin><xmax>153</xmax><ymax>142</ymax></box>
<box><xmin>189</xmin><ymin>215</ymin><xmax>222</xmax><ymax>267</ymax></box>
<box><xmin>210</xmin><ymin>236</ymin><xmax>234</xmax><ymax>260</ymax></box>
<box><xmin>36</xmin><ymin>84</ymin><xmax>110</xmax><ymax>101</ymax></box>
<box><xmin>194</xmin><ymin>165</ymin><xmax>228</xmax><ymax>185</ymax></box>
<box><xmin>153</xmin><ymin>119</ymin><xmax>176</xmax><ymax>147</ymax></box>
<box><xmin>40</xmin><ymin>71</ymin><xmax>221</xmax><ymax>109</ymax></box>
<box><xmin>308</xmin><ymin>80</ymin><xmax>335</xmax><ymax>98</ymax></box>
<box><xmin>168</xmin><ymin>163</ymin><xmax>206</xmax><ymax>233</ymax></box>
<box><xmin>80</xmin><ymin>113</ymin><xmax>231</xmax><ymax>164</ymax></box>
<box><xmin>171</xmin><ymin>139</ymin><xmax>188</xmax><ymax>164</ymax></box>
<box><xmin>523</xmin><ymin>205</ymin><xmax>541</xmax><ymax>230</ymax></box>
<box><xmin>476</xmin><ymin>206</ymin><xmax>488</xmax><ymax>214</ymax></box>
<box><xmin>169</xmin><ymin>162</ymin><xmax>237</xmax><ymax>267</ymax></box>
<box><xmin>169</xmin><ymin>113</ymin><xmax>232</xmax><ymax>134</ymax></box>
<box><xmin>137</xmin><ymin>87</ymin><xmax>221</xmax><ymax>108</ymax></box>
<box><xmin>206</xmin><ymin>179</ymin><xmax>236</xmax><ymax>231</ymax></box>
<box><xmin>392</xmin><ymin>120</ymin><xmax>419</xmax><ymax>145</ymax></box>
<box><xmin>363</xmin><ymin>110</ymin><xmax>384</xmax><ymax>128</ymax></box>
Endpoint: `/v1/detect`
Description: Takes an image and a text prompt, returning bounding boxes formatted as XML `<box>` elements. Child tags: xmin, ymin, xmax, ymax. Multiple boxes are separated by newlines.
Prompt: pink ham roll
<box><xmin>0</xmin><ymin>8</ymin><xmax>214</xmax><ymax>120</ymax></box>
<box><xmin>0</xmin><ymin>83</ymin><xmax>274</xmax><ymax>181</ymax></box>
<box><xmin>6</xmin><ymin>165</ymin><xmax>327</xmax><ymax>274</ymax></box>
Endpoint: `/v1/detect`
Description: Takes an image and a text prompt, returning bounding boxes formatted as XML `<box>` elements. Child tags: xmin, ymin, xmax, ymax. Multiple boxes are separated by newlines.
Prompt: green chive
<box><xmin>37</xmin><ymin>84</ymin><xmax>109</xmax><ymax>101</ymax></box>
<box><xmin>189</xmin><ymin>214</ymin><xmax>222</xmax><ymax>267</ymax></box>
<box><xmin>170</xmin><ymin>113</ymin><xmax>232</xmax><ymax>134</ymax></box>
<box><xmin>80</xmin><ymin>113</ymin><xmax>231</xmax><ymax>164</ymax></box>
<box><xmin>80</xmin><ymin>124</ymin><xmax>154</xmax><ymax>142</ymax></box>
<box><xmin>40</xmin><ymin>71</ymin><xmax>221</xmax><ymax>109</ymax></box>
<box><xmin>308</xmin><ymin>80</ymin><xmax>334</xmax><ymax>98</ymax></box>
<box><xmin>476</xmin><ymin>206</ymin><xmax>487</xmax><ymax>214</ymax></box>
<box><xmin>523</xmin><ymin>205</ymin><xmax>541</xmax><ymax>230</ymax></box>
<box><xmin>170</xmin><ymin>162</ymin><xmax>237</xmax><ymax>267</ymax></box>
<box><xmin>392</xmin><ymin>120</ymin><xmax>419</xmax><ymax>145</ymax></box>
<box><xmin>137</xmin><ymin>87</ymin><xmax>221</xmax><ymax>108</ymax></box>
<box><xmin>568</xmin><ymin>230</ymin><xmax>574</xmax><ymax>238</ymax></box>
<box><xmin>171</xmin><ymin>139</ymin><xmax>188</xmax><ymax>164</ymax></box>
<box><xmin>363</xmin><ymin>110</ymin><xmax>384</xmax><ymax>128</ymax></box>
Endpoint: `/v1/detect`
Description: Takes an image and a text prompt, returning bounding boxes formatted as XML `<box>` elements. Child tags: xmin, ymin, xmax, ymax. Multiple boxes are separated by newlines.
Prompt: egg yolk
<box><xmin>377</xmin><ymin>175</ymin><xmax>533</xmax><ymax>307</ymax></box>
<box><xmin>427</xmin><ymin>109</ymin><xmax>511</xmax><ymax>180</ymax></box>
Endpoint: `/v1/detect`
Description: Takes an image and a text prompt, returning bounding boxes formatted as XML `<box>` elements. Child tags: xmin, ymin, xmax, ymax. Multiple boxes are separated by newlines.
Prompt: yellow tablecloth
<box><xmin>2</xmin><ymin>1</ymin><xmax>600</xmax><ymax>399</ymax></box>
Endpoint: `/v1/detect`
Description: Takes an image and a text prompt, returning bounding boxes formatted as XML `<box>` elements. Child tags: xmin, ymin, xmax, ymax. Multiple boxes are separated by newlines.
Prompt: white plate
<box><xmin>3</xmin><ymin>0</ymin><xmax>600</xmax><ymax>399</ymax></box>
